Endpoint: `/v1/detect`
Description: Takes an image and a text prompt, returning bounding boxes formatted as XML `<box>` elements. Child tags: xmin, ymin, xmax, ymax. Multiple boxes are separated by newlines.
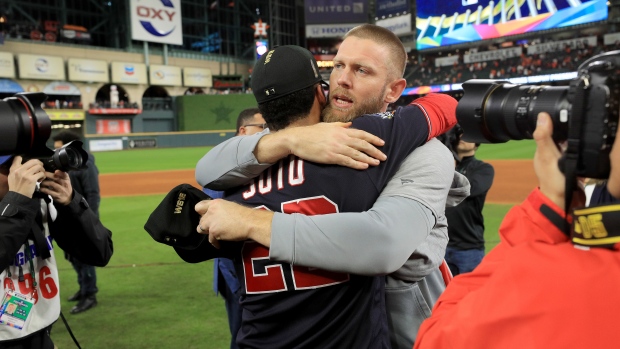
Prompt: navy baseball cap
<box><xmin>251</xmin><ymin>45</ymin><xmax>326</xmax><ymax>104</ymax></box>
<box><xmin>0</xmin><ymin>155</ymin><xmax>12</xmax><ymax>166</ymax></box>
<box><xmin>144</xmin><ymin>183</ymin><xmax>238</xmax><ymax>263</ymax></box>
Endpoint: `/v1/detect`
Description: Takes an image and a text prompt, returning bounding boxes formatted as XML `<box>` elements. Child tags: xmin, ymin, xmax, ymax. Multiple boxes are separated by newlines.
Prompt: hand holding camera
<box><xmin>533</xmin><ymin>112</ymin><xmax>586</xmax><ymax>211</ymax></box>
<box><xmin>39</xmin><ymin>169</ymin><xmax>73</xmax><ymax>206</ymax></box>
<box><xmin>7</xmin><ymin>156</ymin><xmax>45</xmax><ymax>199</ymax></box>
<box><xmin>7</xmin><ymin>155</ymin><xmax>74</xmax><ymax>205</ymax></box>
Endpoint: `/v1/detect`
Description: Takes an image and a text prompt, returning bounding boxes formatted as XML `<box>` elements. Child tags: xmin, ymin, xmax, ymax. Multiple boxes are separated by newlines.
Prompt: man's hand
<box><xmin>534</xmin><ymin>112</ymin><xmax>584</xmax><ymax>210</ymax></box>
<box><xmin>8</xmin><ymin>156</ymin><xmax>45</xmax><ymax>198</ymax></box>
<box><xmin>40</xmin><ymin>170</ymin><xmax>73</xmax><ymax>205</ymax></box>
<box><xmin>195</xmin><ymin>199</ymin><xmax>274</xmax><ymax>248</ymax></box>
<box><xmin>257</xmin><ymin>122</ymin><xmax>387</xmax><ymax>169</ymax></box>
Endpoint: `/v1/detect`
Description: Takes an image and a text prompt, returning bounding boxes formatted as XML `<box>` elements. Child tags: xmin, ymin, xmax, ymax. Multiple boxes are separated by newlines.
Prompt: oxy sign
<box><xmin>130</xmin><ymin>0</ymin><xmax>183</xmax><ymax>45</ymax></box>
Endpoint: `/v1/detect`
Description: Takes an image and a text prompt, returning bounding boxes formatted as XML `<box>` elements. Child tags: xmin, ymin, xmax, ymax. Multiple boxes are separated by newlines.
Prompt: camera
<box><xmin>437</xmin><ymin>123</ymin><xmax>463</xmax><ymax>161</ymax></box>
<box><xmin>456</xmin><ymin>50</ymin><xmax>620</xmax><ymax>179</ymax></box>
<box><xmin>0</xmin><ymin>92</ymin><xmax>88</xmax><ymax>172</ymax></box>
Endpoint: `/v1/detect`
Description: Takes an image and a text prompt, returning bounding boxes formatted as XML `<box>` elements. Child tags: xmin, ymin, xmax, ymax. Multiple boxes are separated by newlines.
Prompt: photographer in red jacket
<box><xmin>415</xmin><ymin>111</ymin><xmax>620</xmax><ymax>349</ymax></box>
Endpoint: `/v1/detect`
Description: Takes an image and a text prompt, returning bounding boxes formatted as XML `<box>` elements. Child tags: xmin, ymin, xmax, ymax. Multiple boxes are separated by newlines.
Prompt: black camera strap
<box><xmin>562</xmin><ymin>76</ymin><xmax>590</xmax><ymax>235</ymax></box>
<box><xmin>29</xmin><ymin>209</ymin><xmax>51</xmax><ymax>261</ymax></box>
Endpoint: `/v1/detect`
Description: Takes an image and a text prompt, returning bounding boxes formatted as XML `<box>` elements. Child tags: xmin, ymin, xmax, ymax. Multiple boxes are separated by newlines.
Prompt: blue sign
<box><xmin>376</xmin><ymin>0</ymin><xmax>410</xmax><ymax>18</ymax></box>
<box><xmin>304</xmin><ymin>0</ymin><xmax>368</xmax><ymax>24</ymax></box>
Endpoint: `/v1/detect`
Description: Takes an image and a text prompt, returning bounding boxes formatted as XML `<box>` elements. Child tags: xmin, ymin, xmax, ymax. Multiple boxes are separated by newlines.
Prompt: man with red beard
<box><xmin>196</xmin><ymin>24</ymin><xmax>468</xmax><ymax>348</ymax></box>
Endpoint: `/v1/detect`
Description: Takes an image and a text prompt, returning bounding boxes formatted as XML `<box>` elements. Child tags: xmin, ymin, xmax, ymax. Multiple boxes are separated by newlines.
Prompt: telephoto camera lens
<box><xmin>456</xmin><ymin>79</ymin><xmax>570</xmax><ymax>144</ymax></box>
<box><xmin>42</xmin><ymin>141</ymin><xmax>89</xmax><ymax>172</ymax></box>
<box><xmin>0</xmin><ymin>92</ymin><xmax>52</xmax><ymax>157</ymax></box>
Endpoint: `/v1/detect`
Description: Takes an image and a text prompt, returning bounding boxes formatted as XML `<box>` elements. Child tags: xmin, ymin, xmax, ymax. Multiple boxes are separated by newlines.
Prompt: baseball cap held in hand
<box><xmin>144</xmin><ymin>184</ymin><xmax>211</xmax><ymax>250</ymax></box>
<box><xmin>252</xmin><ymin>45</ymin><xmax>326</xmax><ymax>104</ymax></box>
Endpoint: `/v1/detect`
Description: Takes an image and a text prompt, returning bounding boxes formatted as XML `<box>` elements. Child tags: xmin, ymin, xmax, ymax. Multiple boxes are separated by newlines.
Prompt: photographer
<box><xmin>443</xmin><ymin>128</ymin><xmax>494</xmax><ymax>276</ymax></box>
<box><xmin>414</xmin><ymin>112</ymin><xmax>620</xmax><ymax>348</ymax></box>
<box><xmin>0</xmin><ymin>155</ymin><xmax>113</xmax><ymax>348</ymax></box>
<box><xmin>53</xmin><ymin>131</ymin><xmax>101</xmax><ymax>315</ymax></box>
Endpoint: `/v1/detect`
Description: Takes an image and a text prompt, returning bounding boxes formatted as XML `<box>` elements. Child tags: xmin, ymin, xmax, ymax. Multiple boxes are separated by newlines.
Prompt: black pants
<box><xmin>71</xmin><ymin>259</ymin><xmax>98</xmax><ymax>296</ymax></box>
<box><xmin>1</xmin><ymin>326</ymin><xmax>54</xmax><ymax>349</ymax></box>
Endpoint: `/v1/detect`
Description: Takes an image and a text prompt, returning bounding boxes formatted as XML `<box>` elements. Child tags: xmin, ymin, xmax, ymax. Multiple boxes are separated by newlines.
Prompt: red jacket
<box><xmin>415</xmin><ymin>188</ymin><xmax>620</xmax><ymax>349</ymax></box>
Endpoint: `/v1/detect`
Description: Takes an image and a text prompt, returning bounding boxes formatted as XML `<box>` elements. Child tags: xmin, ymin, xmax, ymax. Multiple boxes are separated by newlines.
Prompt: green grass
<box><xmin>50</xmin><ymin>195</ymin><xmax>230</xmax><ymax>349</ymax></box>
<box><xmin>483</xmin><ymin>203</ymin><xmax>514</xmax><ymax>253</ymax></box>
<box><xmin>476</xmin><ymin>139</ymin><xmax>536</xmax><ymax>160</ymax></box>
<box><xmin>89</xmin><ymin>138</ymin><xmax>534</xmax><ymax>176</ymax></box>
<box><xmin>94</xmin><ymin>146</ymin><xmax>213</xmax><ymax>174</ymax></box>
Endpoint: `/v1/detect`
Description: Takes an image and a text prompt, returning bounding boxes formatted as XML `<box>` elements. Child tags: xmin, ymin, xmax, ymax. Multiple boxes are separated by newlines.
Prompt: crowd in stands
<box><xmin>406</xmin><ymin>39</ymin><xmax>605</xmax><ymax>88</ymax></box>
<box><xmin>89</xmin><ymin>101</ymin><xmax>140</xmax><ymax>110</ymax></box>
<box><xmin>44</xmin><ymin>99</ymin><xmax>83</xmax><ymax>109</ymax></box>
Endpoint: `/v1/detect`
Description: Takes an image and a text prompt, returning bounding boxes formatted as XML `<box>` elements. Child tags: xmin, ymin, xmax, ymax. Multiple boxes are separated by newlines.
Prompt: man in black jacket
<box><xmin>0</xmin><ymin>154</ymin><xmax>113</xmax><ymax>348</ymax></box>
<box><xmin>52</xmin><ymin>131</ymin><xmax>101</xmax><ymax>314</ymax></box>
<box><xmin>445</xmin><ymin>135</ymin><xmax>494</xmax><ymax>276</ymax></box>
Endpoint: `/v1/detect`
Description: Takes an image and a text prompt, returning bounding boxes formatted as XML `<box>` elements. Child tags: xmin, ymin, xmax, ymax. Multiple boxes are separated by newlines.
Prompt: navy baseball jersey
<box><xmin>222</xmin><ymin>103</ymin><xmax>437</xmax><ymax>349</ymax></box>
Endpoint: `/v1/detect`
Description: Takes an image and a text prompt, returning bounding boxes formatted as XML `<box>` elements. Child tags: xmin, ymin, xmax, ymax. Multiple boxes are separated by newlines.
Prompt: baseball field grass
<box><xmin>476</xmin><ymin>139</ymin><xmax>536</xmax><ymax>160</ymax></box>
<box><xmin>50</xmin><ymin>140</ymin><xmax>533</xmax><ymax>348</ymax></box>
<box><xmin>51</xmin><ymin>194</ymin><xmax>231</xmax><ymax>349</ymax></box>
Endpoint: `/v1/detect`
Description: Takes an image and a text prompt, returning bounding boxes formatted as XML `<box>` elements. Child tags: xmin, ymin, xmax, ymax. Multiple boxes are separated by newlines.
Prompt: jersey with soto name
<box><xmin>223</xmin><ymin>97</ymin><xmax>452</xmax><ymax>349</ymax></box>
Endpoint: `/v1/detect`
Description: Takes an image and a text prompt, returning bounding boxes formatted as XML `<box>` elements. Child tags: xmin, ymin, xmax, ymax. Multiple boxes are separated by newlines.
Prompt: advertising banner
<box><xmin>130</xmin><ymin>0</ymin><xmax>183</xmax><ymax>45</ymax></box>
<box><xmin>149</xmin><ymin>64</ymin><xmax>182</xmax><ymax>86</ymax></box>
<box><xmin>68</xmin><ymin>58</ymin><xmax>109</xmax><ymax>83</ymax></box>
<box><xmin>376</xmin><ymin>0</ymin><xmax>410</xmax><ymax>18</ymax></box>
<box><xmin>416</xmin><ymin>0</ymin><xmax>607</xmax><ymax>50</ymax></box>
<box><xmin>183</xmin><ymin>67</ymin><xmax>212</xmax><ymax>87</ymax></box>
<box><xmin>129</xmin><ymin>139</ymin><xmax>157</xmax><ymax>148</ymax></box>
<box><xmin>306</xmin><ymin>23</ymin><xmax>363</xmax><ymax>38</ymax></box>
<box><xmin>526</xmin><ymin>36</ymin><xmax>597</xmax><ymax>55</ymax></box>
<box><xmin>43</xmin><ymin>81</ymin><xmax>81</xmax><ymax>96</ymax></box>
<box><xmin>96</xmin><ymin>119</ymin><xmax>131</xmax><ymax>134</ymax></box>
<box><xmin>0</xmin><ymin>52</ymin><xmax>15</xmax><ymax>78</ymax></box>
<box><xmin>463</xmin><ymin>47</ymin><xmax>522</xmax><ymax>63</ymax></box>
<box><xmin>111</xmin><ymin>62</ymin><xmax>148</xmax><ymax>84</ymax></box>
<box><xmin>46</xmin><ymin>110</ymin><xmax>85</xmax><ymax>121</ymax></box>
<box><xmin>376</xmin><ymin>14</ymin><xmax>412</xmax><ymax>36</ymax></box>
<box><xmin>89</xmin><ymin>139</ymin><xmax>123</xmax><ymax>152</ymax></box>
<box><xmin>435</xmin><ymin>55</ymin><xmax>460</xmax><ymax>67</ymax></box>
<box><xmin>304</xmin><ymin>0</ymin><xmax>368</xmax><ymax>24</ymax></box>
<box><xmin>18</xmin><ymin>54</ymin><xmax>65</xmax><ymax>80</ymax></box>
<box><xmin>604</xmin><ymin>32</ymin><xmax>620</xmax><ymax>46</ymax></box>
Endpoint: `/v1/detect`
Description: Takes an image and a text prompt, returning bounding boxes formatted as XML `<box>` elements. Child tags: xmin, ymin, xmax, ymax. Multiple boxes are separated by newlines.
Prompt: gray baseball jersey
<box><xmin>195</xmin><ymin>133</ymin><xmax>470</xmax><ymax>349</ymax></box>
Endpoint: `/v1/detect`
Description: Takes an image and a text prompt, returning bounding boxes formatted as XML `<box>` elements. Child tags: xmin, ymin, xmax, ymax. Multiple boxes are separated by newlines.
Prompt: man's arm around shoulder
<box><xmin>196</xmin><ymin>124</ymin><xmax>387</xmax><ymax>190</ymax></box>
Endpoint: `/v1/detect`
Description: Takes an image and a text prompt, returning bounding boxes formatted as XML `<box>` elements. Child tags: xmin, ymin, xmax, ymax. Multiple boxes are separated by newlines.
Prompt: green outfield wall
<box><xmin>176</xmin><ymin>94</ymin><xmax>259</xmax><ymax>131</ymax></box>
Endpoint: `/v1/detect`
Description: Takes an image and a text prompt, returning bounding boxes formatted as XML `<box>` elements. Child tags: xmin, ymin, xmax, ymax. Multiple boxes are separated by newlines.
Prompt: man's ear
<box><xmin>316</xmin><ymin>84</ymin><xmax>327</xmax><ymax>106</ymax></box>
<box><xmin>238</xmin><ymin>127</ymin><xmax>247</xmax><ymax>136</ymax></box>
<box><xmin>384</xmin><ymin>78</ymin><xmax>407</xmax><ymax>104</ymax></box>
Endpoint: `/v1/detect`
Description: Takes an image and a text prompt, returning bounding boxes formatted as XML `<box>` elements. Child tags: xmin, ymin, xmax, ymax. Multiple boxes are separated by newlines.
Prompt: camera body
<box><xmin>456</xmin><ymin>50</ymin><xmax>620</xmax><ymax>179</ymax></box>
<box><xmin>0</xmin><ymin>92</ymin><xmax>88</xmax><ymax>172</ymax></box>
<box><xmin>437</xmin><ymin>123</ymin><xmax>463</xmax><ymax>161</ymax></box>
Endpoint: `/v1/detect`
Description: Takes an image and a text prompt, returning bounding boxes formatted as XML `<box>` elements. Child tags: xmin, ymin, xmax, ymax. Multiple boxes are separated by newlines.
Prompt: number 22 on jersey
<box><xmin>242</xmin><ymin>196</ymin><xmax>350</xmax><ymax>294</ymax></box>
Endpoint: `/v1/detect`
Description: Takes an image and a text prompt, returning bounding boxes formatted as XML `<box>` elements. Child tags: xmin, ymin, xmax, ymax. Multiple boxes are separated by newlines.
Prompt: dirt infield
<box><xmin>100</xmin><ymin>160</ymin><xmax>536</xmax><ymax>205</ymax></box>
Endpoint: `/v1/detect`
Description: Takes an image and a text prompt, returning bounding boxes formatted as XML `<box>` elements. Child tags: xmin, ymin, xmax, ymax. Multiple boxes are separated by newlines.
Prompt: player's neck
<box><xmin>287</xmin><ymin>103</ymin><xmax>322</xmax><ymax>128</ymax></box>
<box><xmin>287</xmin><ymin>112</ymin><xmax>321</xmax><ymax>128</ymax></box>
